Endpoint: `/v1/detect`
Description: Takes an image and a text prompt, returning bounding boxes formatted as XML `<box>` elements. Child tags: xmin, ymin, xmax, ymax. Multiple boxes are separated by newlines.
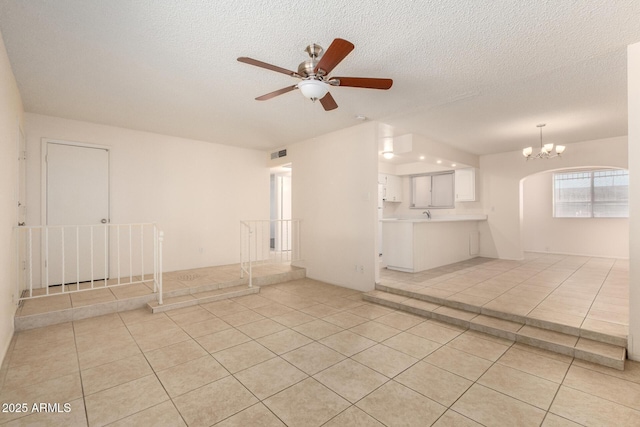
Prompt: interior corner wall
<box><xmin>24</xmin><ymin>113</ymin><xmax>269</xmax><ymax>273</ymax></box>
<box><xmin>522</xmin><ymin>172</ymin><xmax>629</xmax><ymax>258</ymax></box>
<box><xmin>288</xmin><ymin>122</ymin><xmax>378</xmax><ymax>292</ymax></box>
<box><xmin>628</xmin><ymin>41</ymin><xmax>640</xmax><ymax>361</ymax></box>
<box><xmin>478</xmin><ymin>136</ymin><xmax>628</xmax><ymax>260</ymax></box>
<box><xmin>0</xmin><ymin>31</ymin><xmax>24</xmax><ymax>365</ymax></box>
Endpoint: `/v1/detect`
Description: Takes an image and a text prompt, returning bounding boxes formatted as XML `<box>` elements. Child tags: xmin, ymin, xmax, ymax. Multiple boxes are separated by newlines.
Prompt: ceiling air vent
<box><xmin>271</xmin><ymin>149</ymin><xmax>287</xmax><ymax>160</ymax></box>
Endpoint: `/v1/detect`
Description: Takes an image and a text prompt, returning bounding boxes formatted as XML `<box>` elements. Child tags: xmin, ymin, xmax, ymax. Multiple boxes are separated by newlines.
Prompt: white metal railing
<box><xmin>14</xmin><ymin>223</ymin><xmax>164</xmax><ymax>305</ymax></box>
<box><xmin>240</xmin><ymin>219</ymin><xmax>301</xmax><ymax>287</ymax></box>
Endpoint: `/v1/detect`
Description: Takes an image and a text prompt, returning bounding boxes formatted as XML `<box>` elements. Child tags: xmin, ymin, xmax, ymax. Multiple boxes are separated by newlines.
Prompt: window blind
<box><xmin>553</xmin><ymin>169</ymin><xmax>628</xmax><ymax>218</ymax></box>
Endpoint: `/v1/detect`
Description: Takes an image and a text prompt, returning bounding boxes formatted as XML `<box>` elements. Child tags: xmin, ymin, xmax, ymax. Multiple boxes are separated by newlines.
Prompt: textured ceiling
<box><xmin>0</xmin><ymin>0</ymin><xmax>639</xmax><ymax>155</ymax></box>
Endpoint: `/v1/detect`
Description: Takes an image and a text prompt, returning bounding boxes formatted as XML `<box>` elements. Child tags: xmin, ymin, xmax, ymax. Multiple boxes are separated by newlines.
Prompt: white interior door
<box><xmin>16</xmin><ymin>127</ymin><xmax>27</xmax><ymax>295</ymax></box>
<box><xmin>17</xmin><ymin>127</ymin><xmax>26</xmax><ymax>225</ymax></box>
<box><xmin>46</xmin><ymin>142</ymin><xmax>109</xmax><ymax>286</ymax></box>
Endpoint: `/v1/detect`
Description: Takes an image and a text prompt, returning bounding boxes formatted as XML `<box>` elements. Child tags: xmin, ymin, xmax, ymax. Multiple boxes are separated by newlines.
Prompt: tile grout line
<box><xmin>70</xmin><ymin>319</ymin><xmax>90</xmax><ymax>427</ymax></box>
<box><xmin>577</xmin><ymin>261</ymin><xmax>616</xmax><ymax>330</ymax></box>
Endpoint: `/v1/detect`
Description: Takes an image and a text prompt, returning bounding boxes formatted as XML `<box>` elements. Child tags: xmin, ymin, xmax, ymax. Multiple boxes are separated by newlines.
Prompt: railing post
<box><xmin>75</xmin><ymin>226</ymin><xmax>80</xmax><ymax>291</ymax></box>
<box><xmin>61</xmin><ymin>228</ymin><xmax>65</xmax><ymax>292</ymax></box>
<box><xmin>90</xmin><ymin>226</ymin><xmax>94</xmax><ymax>288</ymax></box>
<box><xmin>240</xmin><ymin>223</ymin><xmax>244</xmax><ymax>279</ymax></box>
<box><xmin>45</xmin><ymin>227</ymin><xmax>49</xmax><ymax>294</ymax></box>
<box><xmin>117</xmin><ymin>225</ymin><xmax>121</xmax><ymax>285</ymax></box>
<box><xmin>248</xmin><ymin>226</ymin><xmax>253</xmax><ymax>287</ymax></box>
<box><xmin>157</xmin><ymin>230</ymin><xmax>164</xmax><ymax>305</ymax></box>
<box><xmin>153</xmin><ymin>225</ymin><xmax>157</xmax><ymax>293</ymax></box>
<box><xmin>14</xmin><ymin>228</ymin><xmax>19</xmax><ymax>303</ymax></box>
<box><xmin>140</xmin><ymin>224</ymin><xmax>144</xmax><ymax>282</ymax></box>
<box><xmin>28</xmin><ymin>228</ymin><xmax>33</xmax><ymax>298</ymax></box>
<box><xmin>104</xmin><ymin>224</ymin><xmax>108</xmax><ymax>287</ymax></box>
<box><xmin>128</xmin><ymin>224</ymin><xmax>133</xmax><ymax>284</ymax></box>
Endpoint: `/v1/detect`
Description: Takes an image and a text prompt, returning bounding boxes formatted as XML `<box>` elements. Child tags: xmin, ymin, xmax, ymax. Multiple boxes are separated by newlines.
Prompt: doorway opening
<box><xmin>270</xmin><ymin>164</ymin><xmax>292</xmax><ymax>252</ymax></box>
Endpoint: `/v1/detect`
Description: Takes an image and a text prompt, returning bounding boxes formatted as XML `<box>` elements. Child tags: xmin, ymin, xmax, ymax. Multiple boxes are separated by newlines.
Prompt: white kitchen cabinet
<box><xmin>379</xmin><ymin>173</ymin><xmax>402</xmax><ymax>202</ymax></box>
<box><xmin>455</xmin><ymin>168</ymin><xmax>476</xmax><ymax>202</ymax></box>
<box><xmin>381</xmin><ymin>216</ymin><xmax>486</xmax><ymax>272</ymax></box>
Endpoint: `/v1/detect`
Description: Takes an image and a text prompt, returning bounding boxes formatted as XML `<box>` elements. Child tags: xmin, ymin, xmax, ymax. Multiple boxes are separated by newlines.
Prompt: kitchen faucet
<box><xmin>423</xmin><ymin>210</ymin><xmax>431</xmax><ymax>219</ymax></box>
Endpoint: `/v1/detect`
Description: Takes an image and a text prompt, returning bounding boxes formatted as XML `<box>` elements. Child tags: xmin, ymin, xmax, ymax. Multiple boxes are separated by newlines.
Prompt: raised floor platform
<box><xmin>14</xmin><ymin>264</ymin><xmax>305</xmax><ymax>331</ymax></box>
<box><xmin>368</xmin><ymin>253</ymin><xmax>629</xmax><ymax>369</ymax></box>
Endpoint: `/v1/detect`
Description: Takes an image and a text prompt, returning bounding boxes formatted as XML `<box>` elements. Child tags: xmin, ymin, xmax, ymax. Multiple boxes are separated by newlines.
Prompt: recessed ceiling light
<box><xmin>419</xmin><ymin>155</ymin><xmax>425</xmax><ymax>160</ymax></box>
<box><xmin>451</xmin><ymin>163</ymin><xmax>457</xmax><ymax>167</ymax></box>
<box><xmin>436</xmin><ymin>160</ymin><xmax>442</xmax><ymax>164</ymax></box>
<box><xmin>355</xmin><ymin>115</ymin><xmax>367</xmax><ymax>121</ymax></box>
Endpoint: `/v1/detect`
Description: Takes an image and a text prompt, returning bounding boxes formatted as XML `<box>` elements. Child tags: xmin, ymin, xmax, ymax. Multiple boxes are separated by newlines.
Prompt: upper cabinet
<box><xmin>455</xmin><ymin>168</ymin><xmax>476</xmax><ymax>202</ymax></box>
<box><xmin>379</xmin><ymin>173</ymin><xmax>402</xmax><ymax>202</ymax></box>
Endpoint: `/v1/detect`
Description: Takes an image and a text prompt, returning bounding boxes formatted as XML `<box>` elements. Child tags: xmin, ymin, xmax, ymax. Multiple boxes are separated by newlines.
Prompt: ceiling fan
<box><xmin>237</xmin><ymin>38</ymin><xmax>393</xmax><ymax>111</ymax></box>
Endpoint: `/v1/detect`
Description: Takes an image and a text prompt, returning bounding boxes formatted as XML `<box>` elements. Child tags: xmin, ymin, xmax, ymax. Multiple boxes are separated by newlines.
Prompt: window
<box><xmin>410</xmin><ymin>171</ymin><xmax>455</xmax><ymax>209</ymax></box>
<box><xmin>553</xmin><ymin>169</ymin><xmax>628</xmax><ymax>218</ymax></box>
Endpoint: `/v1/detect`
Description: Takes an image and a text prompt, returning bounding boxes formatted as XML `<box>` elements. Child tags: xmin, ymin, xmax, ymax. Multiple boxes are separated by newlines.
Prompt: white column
<box><xmin>628</xmin><ymin>42</ymin><xmax>640</xmax><ymax>361</ymax></box>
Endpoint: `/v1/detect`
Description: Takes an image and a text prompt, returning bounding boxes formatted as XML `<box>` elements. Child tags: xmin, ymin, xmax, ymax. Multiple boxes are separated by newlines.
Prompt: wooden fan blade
<box><xmin>319</xmin><ymin>92</ymin><xmax>338</xmax><ymax>111</ymax></box>
<box><xmin>256</xmin><ymin>85</ymin><xmax>298</xmax><ymax>101</ymax></box>
<box><xmin>238</xmin><ymin>57</ymin><xmax>298</xmax><ymax>77</ymax></box>
<box><xmin>332</xmin><ymin>77</ymin><xmax>393</xmax><ymax>90</ymax></box>
<box><xmin>314</xmin><ymin>38</ymin><xmax>354</xmax><ymax>76</ymax></box>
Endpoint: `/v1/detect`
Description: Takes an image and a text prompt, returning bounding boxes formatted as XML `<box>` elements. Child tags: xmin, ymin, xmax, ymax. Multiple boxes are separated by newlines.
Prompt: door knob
<box><xmin>101</xmin><ymin>219</ymin><xmax>108</xmax><ymax>224</ymax></box>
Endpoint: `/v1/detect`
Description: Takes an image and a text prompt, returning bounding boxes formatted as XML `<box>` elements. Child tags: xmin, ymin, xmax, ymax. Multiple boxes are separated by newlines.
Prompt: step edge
<box><xmin>376</xmin><ymin>286</ymin><xmax>627</xmax><ymax>347</ymax></box>
<box><xmin>367</xmin><ymin>293</ymin><xmax>627</xmax><ymax>370</ymax></box>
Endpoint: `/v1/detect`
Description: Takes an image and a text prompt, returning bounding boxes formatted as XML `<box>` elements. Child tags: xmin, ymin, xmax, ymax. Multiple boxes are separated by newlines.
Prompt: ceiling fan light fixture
<box><xmin>297</xmin><ymin>79</ymin><xmax>329</xmax><ymax>101</ymax></box>
<box><xmin>381</xmin><ymin>139</ymin><xmax>394</xmax><ymax>159</ymax></box>
<box><xmin>238</xmin><ymin>38</ymin><xmax>393</xmax><ymax>111</ymax></box>
<box><xmin>556</xmin><ymin>145</ymin><xmax>566</xmax><ymax>154</ymax></box>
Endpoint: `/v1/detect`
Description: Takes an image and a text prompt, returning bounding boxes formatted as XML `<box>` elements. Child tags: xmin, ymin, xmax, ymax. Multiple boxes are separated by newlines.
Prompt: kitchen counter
<box><xmin>382</xmin><ymin>215</ymin><xmax>486</xmax><ymax>273</ymax></box>
<box><xmin>380</xmin><ymin>214</ymin><xmax>487</xmax><ymax>223</ymax></box>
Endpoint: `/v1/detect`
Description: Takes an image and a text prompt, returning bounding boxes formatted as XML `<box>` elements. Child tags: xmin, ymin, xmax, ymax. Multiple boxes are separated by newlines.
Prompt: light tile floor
<box><xmin>1</xmin><ymin>276</ymin><xmax>639</xmax><ymax>426</ymax></box>
<box><xmin>381</xmin><ymin>252</ymin><xmax>629</xmax><ymax>339</ymax></box>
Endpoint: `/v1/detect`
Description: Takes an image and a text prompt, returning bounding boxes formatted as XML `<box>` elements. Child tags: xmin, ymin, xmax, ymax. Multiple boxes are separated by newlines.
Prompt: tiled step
<box><xmin>375</xmin><ymin>283</ymin><xmax>627</xmax><ymax>348</ymax></box>
<box><xmin>364</xmin><ymin>290</ymin><xmax>627</xmax><ymax>370</ymax></box>
<box><xmin>148</xmin><ymin>267</ymin><xmax>306</xmax><ymax>313</ymax></box>
<box><xmin>148</xmin><ymin>284</ymin><xmax>258</xmax><ymax>313</ymax></box>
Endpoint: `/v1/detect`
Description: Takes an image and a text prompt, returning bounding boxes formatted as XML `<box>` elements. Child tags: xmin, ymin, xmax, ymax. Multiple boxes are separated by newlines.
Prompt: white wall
<box><xmin>522</xmin><ymin>172</ymin><xmax>628</xmax><ymax>258</ymax></box>
<box><xmin>284</xmin><ymin>122</ymin><xmax>378</xmax><ymax>292</ymax></box>
<box><xmin>478</xmin><ymin>136</ymin><xmax>628</xmax><ymax>260</ymax></box>
<box><xmin>0</xmin><ymin>32</ymin><xmax>24</xmax><ymax>366</ymax></box>
<box><xmin>25</xmin><ymin>114</ymin><xmax>269</xmax><ymax>273</ymax></box>
<box><xmin>628</xmin><ymin>41</ymin><xmax>640</xmax><ymax>361</ymax></box>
